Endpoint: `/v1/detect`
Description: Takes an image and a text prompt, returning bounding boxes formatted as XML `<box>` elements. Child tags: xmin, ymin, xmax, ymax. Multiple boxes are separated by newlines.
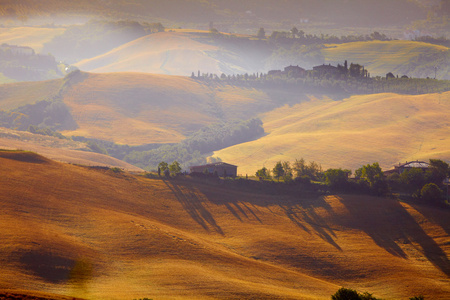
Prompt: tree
<box><xmin>282</xmin><ymin>161</ymin><xmax>293</xmax><ymax>182</ymax></box>
<box><xmin>420</xmin><ymin>183</ymin><xmax>443</xmax><ymax>202</ymax></box>
<box><xmin>257</xmin><ymin>27</ymin><xmax>266</xmax><ymax>39</ymax></box>
<box><xmin>331</xmin><ymin>287</ymin><xmax>380</xmax><ymax>300</ymax></box>
<box><xmin>400</xmin><ymin>168</ymin><xmax>426</xmax><ymax>194</ymax></box>
<box><xmin>426</xmin><ymin>159</ymin><xmax>449</xmax><ymax>185</ymax></box>
<box><xmin>331</xmin><ymin>287</ymin><xmax>362</xmax><ymax>300</ymax></box>
<box><xmin>169</xmin><ymin>161</ymin><xmax>182</xmax><ymax>175</ymax></box>
<box><xmin>256</xmin><ymin>167</ymin><xmax>270</xmax><ymax>179</ymax></box>
<box><xmin>355</xmin><ymin>162</ymin><xmax>386</xmax><ymax>191</ymax></box>
<box><xmin>324</xmin><ymin>168</ymin><xmax>351</xmax><ymax>189</ymax></box>
<box><xmin>158</xmin><ymin>161</ymin><xmax>168</xmax><ymax>176</ymax></box>
<box><xmin>272</xmin><ymin>161</ymin><xmax>284</xmax><ymax>181</ymax></box>
<box><xmin>291</xmin><ymin>26</ymin><xmax>299</xmax><ymax>38</ymax></box>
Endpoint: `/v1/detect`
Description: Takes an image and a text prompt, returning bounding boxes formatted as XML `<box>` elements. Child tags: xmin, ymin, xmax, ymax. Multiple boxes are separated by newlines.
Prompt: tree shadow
<box><xmin>199</xmin><ymin>182</ymin><xmax>342</xmax><ymax>250</ymax></box>
<box><xmin>336</xmin><ymin>196</ymin><xmax>450</xmax><ymax>275</ymax></box>
<box><xmin>163</xmin><ymin>180</ymin><xmax>223</xmax><ymax>235</ymax></box>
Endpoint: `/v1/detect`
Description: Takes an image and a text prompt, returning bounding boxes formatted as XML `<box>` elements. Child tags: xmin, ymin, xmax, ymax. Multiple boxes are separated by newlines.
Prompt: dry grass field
<box><xmin>75</xmin><ymin>31</ymin><xmax>246</xmax><ymax>76</ymax></box>
<box><xmin>322</xmin><ymin>40</ymin><xmax>448</xmax><ymax>78</ymax></box>
<box><xmin>213</xmin><ymin>92</ymin><xmax>450</xmax><ymax>175</ymax></box>
<box><xmin>0</xmin><ymin>150</ymin><xmax>449</xmax><ymax>299</ymax></box>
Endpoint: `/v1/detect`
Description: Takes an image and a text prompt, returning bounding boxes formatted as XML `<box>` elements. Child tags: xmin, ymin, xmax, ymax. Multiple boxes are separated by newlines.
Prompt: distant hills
<box><xmin>0</xmin><ymin>0</ymin><xmax>428</xmax><ymax>28</ymax></box>
<box><xmin>213</xmin><ymin>91</ymin><xmax>450</xmax><ymax>175</ymax></box>
<box><xmin>1</xmin><ymin>70</ymin><xmax>449</xmax><ymax>173</ymax></box>
<box><xmin>1</xmin><ymin>150</ymin><xmax>449</xmax><ymax>299</ymax></box>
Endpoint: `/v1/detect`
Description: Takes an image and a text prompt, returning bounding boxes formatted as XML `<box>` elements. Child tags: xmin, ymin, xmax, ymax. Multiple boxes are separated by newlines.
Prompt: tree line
<box><xmin>193</xmin><ymin>63</ymin><xmax>450</xmax><ymax>95</ymax></box>
<box><xmin>255</xmin><ymin>158</ymin><xmax>450</xmax><ymax>203</ymax></box>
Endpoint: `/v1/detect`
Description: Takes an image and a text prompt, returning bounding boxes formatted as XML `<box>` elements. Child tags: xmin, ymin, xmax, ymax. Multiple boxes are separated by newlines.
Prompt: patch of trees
<box><xmin>42</xmin><ymin>20</ymin><xmax>165</xmax><ymax>63</ymax></box>
<box><xmin>255</xmin><ymin>158</ymin><xmax>450</xmax><ymax>203</ymax></box>
<box><xmin>73</xmin><ymin>118</ymin><xmax>264</xmax><ymax>171</ymax></box>
<box><xmin>126</xmin><ymin>118</ymin><xmax>264</xmax><ymax>170</ymax></box>
<box><xmin>124</xmin><ymin>118</ymin><xmax>264</xmax><ymax>171</ymax></box>
<box><xmin>268</xmin><ymin>29</ymin><xmax>391</xmax><ymax>46</ymax></box>
<box><xmin>0</xmin><ymin>100</ymin><xmax>77</xmax><ymax>132</ymax></box>
<box><xmin>0</xmin><ymin>44</ymin><xmax>62</xmax><ymax>82</ymax></box>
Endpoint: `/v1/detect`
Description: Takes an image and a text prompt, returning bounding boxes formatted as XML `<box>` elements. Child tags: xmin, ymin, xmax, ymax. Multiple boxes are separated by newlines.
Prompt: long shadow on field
<box><xmin>279</xmin><ymin>197</ymin><xmax>342</xmax><ymax>251</ymax></box>
<box><xmin>163</xmin><ymin>180</ymin><xmax>223</xmax><ymax>235</ymax></box>
<box><xmin>336</xmin><ymin>196</ymin><xmax>450</xmax><ymax>275</ymax></box>
<box><xmin>198</xmin><ymin>182</ymin><xmax>342</xmax><ymax>250</ymax></box>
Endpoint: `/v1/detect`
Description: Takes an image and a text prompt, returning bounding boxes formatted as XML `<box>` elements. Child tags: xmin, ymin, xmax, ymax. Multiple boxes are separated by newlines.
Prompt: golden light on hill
<box><xmin>213</xmin><ymin>92</ymin><xmax>450</xmax><ymax>175</ymax></box>
<box><xmin>1</xmin><ymin>151</ymin><xmax>449</xmax><ymax>299</ymax></box>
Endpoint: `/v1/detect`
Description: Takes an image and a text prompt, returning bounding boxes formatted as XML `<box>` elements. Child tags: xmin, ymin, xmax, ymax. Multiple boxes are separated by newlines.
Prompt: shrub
<box><xmin>331</xmin><ymin>287</ymin><xmax>380</xmax><ymax>300</ymax></box>
<box><xmin>420</xmin><ymin>183</ymin><xmax>443</xmax><ymax>202</ymax></box>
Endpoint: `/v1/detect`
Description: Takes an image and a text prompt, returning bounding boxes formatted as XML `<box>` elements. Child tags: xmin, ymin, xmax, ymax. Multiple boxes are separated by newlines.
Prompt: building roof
<box><xmin>398</xmin><ymin>161</ymin><xmax>430</xmax><ymax>169</ymax></box>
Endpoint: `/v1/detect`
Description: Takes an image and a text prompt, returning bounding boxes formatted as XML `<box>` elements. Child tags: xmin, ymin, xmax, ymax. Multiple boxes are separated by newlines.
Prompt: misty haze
<box><xmin>0</xmin><ymin>1</ymin><xmax>449</xmax><ymax>300</ymax></box>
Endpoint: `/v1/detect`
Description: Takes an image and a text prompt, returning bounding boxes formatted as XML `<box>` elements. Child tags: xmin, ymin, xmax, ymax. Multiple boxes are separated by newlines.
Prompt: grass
<box><xmin>212</xmin><ymin>92</ymin><xmax>450</xmax><ymax>176</ymax></box>
<box><xmin>0</xmin><ymin>151</ymin><xmax>448</xmax><ymax>299</ymax></box>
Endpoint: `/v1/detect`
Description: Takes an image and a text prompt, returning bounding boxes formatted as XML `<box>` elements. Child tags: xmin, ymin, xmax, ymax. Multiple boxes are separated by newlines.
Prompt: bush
<box><xmin>331</xmin><ymin>287</ymin><xmax>380</xmax><ymax>300</ymax></box>
<box><xmin>420</xmin><ymin>183</ymin><xmax>443</xmax><ymax>202</ymax></box>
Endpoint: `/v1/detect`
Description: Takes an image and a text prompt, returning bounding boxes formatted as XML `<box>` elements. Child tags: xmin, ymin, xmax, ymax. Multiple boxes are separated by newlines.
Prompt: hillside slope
<box><xmin>322</xmin><ymin>40</ymin><xmax>449</xmax><ymax>79</ymax></box>
<box><xmin>212</xmin><ymin>92</ymin><xmax>450</xmax><ymax>175</ymax></box>
<box><xmin>0</xmin><ymin>71</ymin><xmax>278</xmax><ymax>144</ymax></box>
<box><xmin>1</xmin><ymin>151</ymin><xmax>449</xmax><ymax>299</ymax></box>
<box><xmin>76</xmin><ymin>31</ymin><xmax>248</xmax><ymax>76</ymax></box>
<box><xmin>0</xmin><ymin>27</ymin><xmax>65</xmax><ymax>53</ymax></box>
<box><xmin>0</xmin><ymin>128</ymin><xmax>143</xmax><ymax>171</ymax></box>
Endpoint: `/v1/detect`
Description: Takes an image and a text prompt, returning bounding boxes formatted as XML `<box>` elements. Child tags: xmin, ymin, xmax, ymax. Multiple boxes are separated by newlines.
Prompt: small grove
<box><xmin>254</xmin><ymin>158</ymin><xmax>449</xmax><ymax>203</ymax></box>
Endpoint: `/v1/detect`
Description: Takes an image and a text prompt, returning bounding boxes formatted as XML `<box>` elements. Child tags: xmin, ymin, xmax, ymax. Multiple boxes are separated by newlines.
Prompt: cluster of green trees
<box><xmin>0</xmin><ymin>44</ymin><xmax>62</xmax><ymax>82</ymax></box>
<box><xmin>73</xmin><ymin>118</ymin><xmax>264</xmax><ymax>172</ymax></box>
<box><xmin>124</xmin><ymin>118</ymin><xmax>264</xmax><ymax>171</ymax></box>
<box><xmin>42</xmin><ymin>20</ymin><xmax>165</xmax><ymax>63</ymax></box>
<box><xmin>156</xmin><ymin>161</ymin><xmax>182</xmax><ymax>177</ymax></box>
<box><xmin>267</xmin><ymin>28</ymin><xmax>391</xmax><ymax>45</ymax></box>
<box><xmin>256</xmin><ymin>159</ymin><xmax>450</xmax><ymax>202</ymax></box>
<box><xmin>0</xmin><ymin>100</ymin><xmax>77</xmax><ymax>132</ymax></box>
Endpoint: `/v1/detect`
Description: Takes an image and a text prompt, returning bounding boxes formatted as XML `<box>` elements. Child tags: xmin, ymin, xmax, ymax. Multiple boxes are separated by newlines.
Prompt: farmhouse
<box><xmin>313</xmin><ymin>63</ymin><xmax>339</xmax><ymax>75</ymax></box>
<box><xmin>284</xmin><ymin>65</ymin><xmax>306</xmax><ymax>77</ymax></box>
<box><xmin>383</xmin><ymin>160</ymin><xmax>430</xmax><ymax>176</ymax></box>
<box><xmin>190</xmin><ymin>162</ymin><xmax>237</xmax><ymax>177</ymax></box>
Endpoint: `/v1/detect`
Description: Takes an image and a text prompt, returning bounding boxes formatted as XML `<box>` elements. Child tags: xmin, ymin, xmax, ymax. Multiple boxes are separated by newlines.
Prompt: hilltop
<box><xmin>76</xmin><ymin>31</ymin><xmax>248</xmax><ymax>76</ymax></box>
<box><xmin>212</xmin><ymin>92</ymin><xmax>450</xmax><ymax>175</ymax></box>
<box><xmin>0</xmin><ymin>151</ymin><xmax>449</xmax><ymax>299</ymax></box>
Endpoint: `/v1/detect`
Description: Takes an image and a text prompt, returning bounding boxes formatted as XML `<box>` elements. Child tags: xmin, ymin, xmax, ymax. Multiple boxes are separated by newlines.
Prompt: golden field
<box><xmin>213</xmin><ymin>92</ymin><xmax>450</xmax><ymax>175</ymax></box>
<box><xmin>0</xmin><ymin>150</ymin><xmax>449</xmax><ymax>299</ymax></box>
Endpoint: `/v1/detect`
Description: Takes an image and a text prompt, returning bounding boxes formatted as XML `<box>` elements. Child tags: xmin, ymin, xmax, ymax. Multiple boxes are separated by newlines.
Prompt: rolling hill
<box><xmin>212</xmin><ymin>92</ymin><xmax>450</xmax><ymax>175</ymax></box>
<box><xmin>1</xmin><ymin>150</ymin><xmax>449</xmax><ymax>299</ymax></box>
<box><xmin>0</xmin><ymin>71</ymin><xmax>279</xmax><ymax>145</ymax></box>
<box><xmin>75</xmin><ymin>31</ymin><xmax>249</xmax><ymax>76</ymax></box>
<box><xmin>322</xmin><ymin>40</ymin><xmax>449</xmax><ymax>79</ymax></box>
<box><xmin>0</xmin><ymin>128</ymin><xmax>143</xmax><ymax>171</ymax></box>
<box><xmin>0</xmin><ymin>27</ymin><xmax>65</xmax><ymax>53</ymax></box>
